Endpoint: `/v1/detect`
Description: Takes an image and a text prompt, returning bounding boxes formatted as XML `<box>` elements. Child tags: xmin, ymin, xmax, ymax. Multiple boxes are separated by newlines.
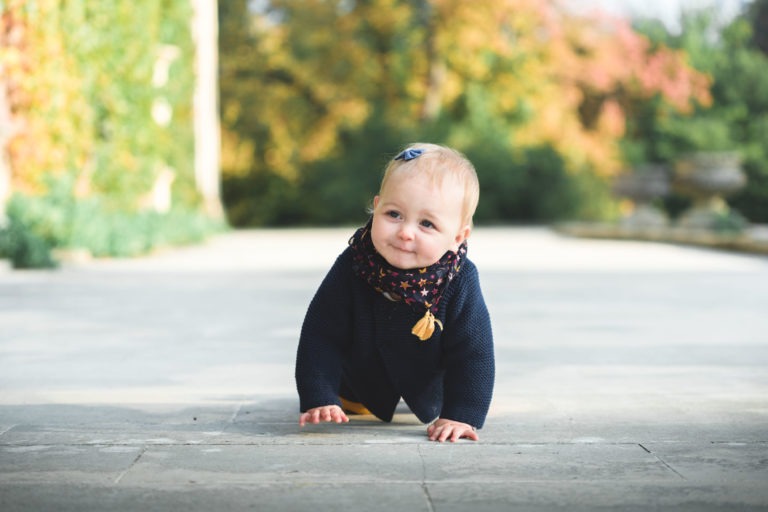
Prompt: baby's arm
<box><xmin>299</xmin><ymin>405</ymin><xmax>349</xmax><ymax>427</ymax></box>
<box><xmin>427</xmin><ymin>418</ymin><xmax>479</xmax><ymax>442</ymax></box>
<box><xmin>295</xmin><ymin>252</ymin><xmax>355</xmax><ymax>421</ymax></box>
<box><xmin>437</xmin><ymin>263</ymin><xmax>495</xmax><ymax>437</ymax></box>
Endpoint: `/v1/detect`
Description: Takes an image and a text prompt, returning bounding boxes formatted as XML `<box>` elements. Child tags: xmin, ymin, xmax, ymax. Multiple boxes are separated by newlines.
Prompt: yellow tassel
<box><xmin>412</xmin><ymin>311</ymin><xmax>443</xmax><ymax>341</ymax></box>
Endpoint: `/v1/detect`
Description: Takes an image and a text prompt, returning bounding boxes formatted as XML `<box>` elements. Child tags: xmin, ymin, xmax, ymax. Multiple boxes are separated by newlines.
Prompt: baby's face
<box><xmin>371</xmin><ymin>171</ymin><xmax>469</xmax><ymax>270</ymax></box>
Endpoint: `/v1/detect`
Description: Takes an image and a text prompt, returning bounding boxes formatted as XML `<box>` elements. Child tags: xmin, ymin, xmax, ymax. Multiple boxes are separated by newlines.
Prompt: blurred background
<box><xmin>1</xmin><ymin>0</ymin><xmax>766</xmax><ymax>268</ymax></box>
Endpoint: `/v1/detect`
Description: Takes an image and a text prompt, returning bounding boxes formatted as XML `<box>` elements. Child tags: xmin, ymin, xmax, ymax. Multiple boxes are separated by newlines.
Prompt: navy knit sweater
<box><xmin>295</xmin><ymin>246</ymin><xmax>495</xmax><ymax>428</ymax></box>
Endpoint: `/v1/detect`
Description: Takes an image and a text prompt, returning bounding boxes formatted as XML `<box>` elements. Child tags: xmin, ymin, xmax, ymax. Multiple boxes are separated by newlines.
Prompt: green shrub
<box><xmin>0</xmin><ymin>217</ymin><xmax>58</xmax><ymax>269</ymax></box>
<box><xmin>467</xmin><ymin>144</ymin><xmax>614</xmax><ymax>223</ymax></box>
<box><xmin>0</xmin><ymin>189</ymin><xmax>225</xmax><ymax>269</ymax></box>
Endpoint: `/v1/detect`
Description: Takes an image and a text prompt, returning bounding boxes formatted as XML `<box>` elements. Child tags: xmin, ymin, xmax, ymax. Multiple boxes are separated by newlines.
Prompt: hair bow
<box><xmin>394</xmin><ymin>148</ymin><xmax>424</xmax><ymax>161</ymax></box>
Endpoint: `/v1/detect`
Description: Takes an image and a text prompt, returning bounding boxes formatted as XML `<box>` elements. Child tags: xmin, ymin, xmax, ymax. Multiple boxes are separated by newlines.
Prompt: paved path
<box><xmin>1</xmin><ymin>227</ymin><xmax>767</xmax><ymax>511</ymax></box>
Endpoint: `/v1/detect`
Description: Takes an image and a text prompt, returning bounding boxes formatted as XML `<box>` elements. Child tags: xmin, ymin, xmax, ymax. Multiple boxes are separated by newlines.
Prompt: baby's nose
<box><xmin>398</xmin><ymin>224</ymin><xmax>415</xmax><ymax>240</ymax></box>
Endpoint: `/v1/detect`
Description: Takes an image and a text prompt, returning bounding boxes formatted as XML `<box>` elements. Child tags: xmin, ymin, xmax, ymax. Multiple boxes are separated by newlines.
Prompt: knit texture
<box><xmin>295</xmin><ymin>246</ymin><xmax>495</xmax><ymax>428</ymax></box>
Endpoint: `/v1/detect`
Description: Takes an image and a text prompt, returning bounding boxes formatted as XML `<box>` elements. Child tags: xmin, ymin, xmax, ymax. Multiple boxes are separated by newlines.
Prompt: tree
<box><xmin>218</xmin><ymin>0</ymin><xmax>712</xmax><ymax>225</ymax></box>
<box><xmin>634</xmin><ymin>7</ymin><xmax>768</xmax><ymax>222</ymax></box>
<box><xmin>0</xmin><ymin>1</ymin><xmax>218</xmax><ymax>267</ymax></box>
<box><xmin>749</xmin><ymin>0</ymin><xmax>768</xmax><ymax>55</ymax></box>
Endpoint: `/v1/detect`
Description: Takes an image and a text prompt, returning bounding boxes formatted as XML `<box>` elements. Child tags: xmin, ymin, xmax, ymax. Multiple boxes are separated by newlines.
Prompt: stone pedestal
<box><xmin>612</xmin><ymin>164</ymin><xmax>670</xmax><ymax>228</ymax></box>
<box><xmin>673</xmin><ymin>151</ymin><xmax>747</xmax><ymax>230</ymax></box>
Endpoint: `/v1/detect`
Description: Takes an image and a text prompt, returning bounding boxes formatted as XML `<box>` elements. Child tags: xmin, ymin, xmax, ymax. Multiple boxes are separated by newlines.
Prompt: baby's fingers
<box><xmin>441</xmin><ymin>426</ymin><xmax>476</xmax><ymax>442</ymax></box>
<box><xmin>427</xmin><ymin>422</ymin><xmax>479</xmax><ymax>442</ymax></box>
<box><xmin>454</xmin><ymin>427</ymin><xmax>479</xmax><ymax>442</ymax></box>
<box><xmin>428</xmin><ymin>424</ymin><xmax>451</xmax><ymax>442</ymax></box>
<box><xmin>331</xmin><ymin>408</ymin><xmax>350</xmax><ymax>424</ymax></box>
<box><xmin>302</xmin><ymin>408</ymin><xmax>321</xmax><ymax>425</ymax></box>
<box><xmin>298</xmin><ymin>412</ymin><xmax>311</xmax><ymax>427</ymax></box>
<box><xmin>299</xmin><ymin>406</ymin><xmax>349</xmax><ymax>427</ymax></box>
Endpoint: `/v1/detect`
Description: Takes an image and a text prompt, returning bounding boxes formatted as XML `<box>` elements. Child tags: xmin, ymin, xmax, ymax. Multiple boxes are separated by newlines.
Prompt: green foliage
<box><xmin>468</xmin><ymin>144</ymin><xmax>613</xmax><ymax>223</ymax></box>
<box><xmin>218</xmin><ymin>72</ymin><xmax>616</xmax><ymax>227</ymax></box>
<box><xmin>222</xmin><ymin>173</ymin><xmax>304</xmax><ymax>227</ymax></box>
<box><xmin>656</xmin><ymin>115</ymin><xmax>737</xmax><ymax>156</ymax></box>
<box><xmin>298</xmin><ymin>116</ymin><xmax>412</xmax><ymax>226</ymax></box>
<box><xmin>0</xmin><ymin>179</ymin><xmax>225</xmax><ymax>269</ymax></box>
<box><xmin>732</xmin><ymin>135</ymin><xmax>768</xmax><ymax>221</ymax></box>
<box><xmin>223</xmin><ymin>113</ymin><xmax>412</xmax><ymax>227</ymax></box>
<box><xmin>0</xmin><ymin>204</ymin><xmax>58</xmax><ymax>269</ymax></box>
<box><xmin>62</xmin><ymin>1</ymin><xmax>196</xmax><ymax>209</ymax></box>
<box><xmin>632</xmin><ymin>8</ymin><xmax>768</xmax><ymax>223</ymax></box>
<box><xmin>0</xmin><ymin>1</ymin><xmax>218</xmax><ymax>268</ymax></box>
<box><xmin>218</xmin><ymin>0</ymin><xmax>705</xmax><ymax>227</ymax></box>
<box><xmin>0</xmin><ymin>226</ymin><xmax>57</xmax><ymax>269</ymax></box>
<box><xmin>748</xmin><ymin>0</ymin><xmax>768</xmax><ymax>54</ymax></box>
<box><xmin>711</xmin><ymin>209</ymin><xmax>750</xmax><ymax>233</ymax></box>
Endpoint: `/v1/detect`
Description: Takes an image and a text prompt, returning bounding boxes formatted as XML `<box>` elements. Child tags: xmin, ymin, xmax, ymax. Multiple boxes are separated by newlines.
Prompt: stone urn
<box><xmin>611</xmin><ymin>164</ymin><xmax>670</xmax><ymax>228</ymax></box>
<box><xmin>673</xmin><ymin>151</ymin><xmax>747</xmax><ymax>230</ymax></box>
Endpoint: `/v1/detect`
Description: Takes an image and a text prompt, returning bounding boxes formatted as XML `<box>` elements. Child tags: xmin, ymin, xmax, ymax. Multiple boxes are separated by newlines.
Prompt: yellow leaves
<box><xmin>362</xmin><ymin>0</ymin><xmax>411</xmax><ymax>35</ymax></box>
<box><xmin>220</xmin><ymin>129</ymin><xmax>255</xmax><ymax>178</ymax></box>
<box><xmin>4</xmin><ymin>0</ymin><xmax>198</xmax><ymax>210</ymax></box>
<box><xmin>471</xmin><ymin>6</ymin><xmax>710</xmax><ymax>176</ymax></box>
<box><xmin>298</xmin><ymin>117</ymin><xmax>339</xmax><ymax>164</ymax></box>
<box><xmin>221</xmin><ymin>0</ymin><xmax>714</xmax><ymax>192</ymax></box>
<box><xmin>2</xmin><ymin>0</ymin><xmax>93</xmax><ymax>194</ymax></box>
<box><xmin>299</xmin><ymin>98</ymin><xmax>370</xmax><ymax>163</ymax></box>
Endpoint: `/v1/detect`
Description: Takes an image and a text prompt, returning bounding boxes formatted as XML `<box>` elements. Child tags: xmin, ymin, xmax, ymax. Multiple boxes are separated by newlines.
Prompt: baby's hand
<box><xmin>299</xmin><ymin>405</ymin><xmax>349</xmax><ymax>427</ymax></box>
<box><xmin>427</xmin><ymin>418</ymin><xmax>479</xmax><ymax>442</ymax></box>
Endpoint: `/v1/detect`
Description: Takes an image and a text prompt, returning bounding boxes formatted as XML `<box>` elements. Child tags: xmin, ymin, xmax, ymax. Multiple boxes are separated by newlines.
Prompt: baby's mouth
<box><xmin>391</xmin><ymin>244</ymin><xmax>413</xmax><ymax>254</ymax></box>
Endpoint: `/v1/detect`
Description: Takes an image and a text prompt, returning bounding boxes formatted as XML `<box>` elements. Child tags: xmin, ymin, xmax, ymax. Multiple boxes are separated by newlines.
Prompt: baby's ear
<box><xmin>455</xmin><ymin>224</ymin><xmax>472</xmax><ymax>244</ymax></box>
<box><xmin>372</xmin><ymin>195</ymin><xmax>380</xmax><ymax>209</ymax></box>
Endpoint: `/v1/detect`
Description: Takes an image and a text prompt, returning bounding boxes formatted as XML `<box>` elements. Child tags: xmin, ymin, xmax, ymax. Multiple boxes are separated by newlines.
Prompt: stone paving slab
<box><xmin>1</xmin><ymin>227</ymin><xmax>768</xmax><ymax>511</ymax></box>
<box><xmin>641</xmin><ymin>441</ymin><xmax>768</xmax><ymax>484</ymax></box>
<box><xmin>3</xmin><ymin>481</ymin><xmax>767</xmax><ymax>512</ymax></box>
<box><xmin>0</xmin><ymin>483</ymin><xmax>434</xmax><ymax>512</ymax></box>
<box><xmin>0</xmin><ymin>444</ymin><xmax>141</xmax><ymax>485</ymax></box>
<box><xmin>2</xmin><ymin>401</ymin><xmax>767</xmax><ymax>510</ymax></box>
<box><xmin>425</xmin><ymin>482</ymin><xmax>768</xmax><ymax>512</ymax></box>
<box><xmin>0</xmin><ymin>443</ymin><xmax>675</xmax><ymax>486</ymax></box>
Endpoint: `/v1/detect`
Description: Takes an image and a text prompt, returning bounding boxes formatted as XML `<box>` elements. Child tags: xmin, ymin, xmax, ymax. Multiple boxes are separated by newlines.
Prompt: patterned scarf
<box><xmin>349</xmin><ymin>219</ymin><xmax>467</xmax><ymax>340</ymax></box>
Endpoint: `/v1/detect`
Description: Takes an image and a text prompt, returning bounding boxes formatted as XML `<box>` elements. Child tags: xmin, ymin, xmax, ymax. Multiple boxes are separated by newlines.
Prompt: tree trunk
<box><xmin>192</xmin><ymin>0</ymin><xmax>223</xmax><ymax>217</ymax></box>
<box><xmin>419</xmin><ymin>0</ymin><xmax>444</xmax><ymax>122</ymax></box>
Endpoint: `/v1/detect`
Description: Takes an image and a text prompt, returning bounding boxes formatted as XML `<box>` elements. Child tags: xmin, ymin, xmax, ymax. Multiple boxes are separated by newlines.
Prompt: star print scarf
<box><xmin>348</xmin><ymin>219</ymin><xmax>467</xmax><ymax>341</ymax></box>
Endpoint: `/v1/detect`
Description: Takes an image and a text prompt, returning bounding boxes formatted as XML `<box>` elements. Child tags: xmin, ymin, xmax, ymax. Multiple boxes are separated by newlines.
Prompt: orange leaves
<box><xmin>504</xmin><ymin>8</ymin><xmax>712</xmax><ymax>175</ymax></box>
<box><xmin>221</xmin><ymin>0</ymin><xmax>714</xmax><ymax>189</ymax></box>
<box><xmin>638</xmin><ymin>48</ymin><xmax>713</xmax><ymax>112</ymax></box>
<box><xmin>1</xmin><ymin>0</ymin><xmax>93</xmax><ymax>194</ymax></box>
<box><xmin>560</xmin><ymin>13</ymin><xmax>711</xmax><ymax>111</ymax></box>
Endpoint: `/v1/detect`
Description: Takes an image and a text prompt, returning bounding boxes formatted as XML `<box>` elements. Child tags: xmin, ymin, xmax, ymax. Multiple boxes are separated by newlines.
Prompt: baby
<box><xmin>295</xmin><ymin>143</ymin><xmax>495</xmax><ymax>442</ymax></box>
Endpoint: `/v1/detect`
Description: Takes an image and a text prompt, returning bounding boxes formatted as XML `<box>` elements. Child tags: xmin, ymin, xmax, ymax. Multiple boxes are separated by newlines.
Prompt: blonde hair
<box><xmin>378</xmin><ymin>143</ymin><xmax>480</xmax><ymax>226</ymax></box>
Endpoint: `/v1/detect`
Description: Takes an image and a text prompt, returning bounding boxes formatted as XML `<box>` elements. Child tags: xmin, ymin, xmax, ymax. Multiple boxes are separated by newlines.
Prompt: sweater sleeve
<box><xmin>439</xmin><ymin>263</ymin><xmax>495</xmax><ymax>428</ymax></box>
<box><xmin>294</xmin><ymin>249</ymin><xmax>354</xmax><ymax>412</ymax></box>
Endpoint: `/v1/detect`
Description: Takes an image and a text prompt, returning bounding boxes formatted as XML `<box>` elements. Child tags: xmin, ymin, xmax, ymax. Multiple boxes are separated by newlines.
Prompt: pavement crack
<box><xmin>639</xmin><ymin>443</ymin><xmax>686</xmax><ymax>480</ymax></box>
<box><xmin>219</xmin><ymin>403</ymin><xmax>244</xmax><ymax>434</ymax></box>
<box><xmin>114</xmin><ymin>445</ymin><xmax>146</xmax><ymax>485</ymax></box>
<box><xmin>417</xmin><ymin>444</ymin><xmax>436</xmax><ymax>512</ymax></box>
<box><xmin>421</xmin><ymin>484</ymin><xmax>436</xmax><ymax>512</ymax></box>
<box><xmin>228</xmin><ymin>403</ymin><xmax>243</xmax><ymax>424</ymax></box>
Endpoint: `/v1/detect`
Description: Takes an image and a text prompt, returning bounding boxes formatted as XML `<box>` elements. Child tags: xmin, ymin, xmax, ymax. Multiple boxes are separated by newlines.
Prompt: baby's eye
<box><xmin>420</xmin><ymin>219</ymin><xmax>435</xmax><ymax>229</ymax></box>
<box><xmin>386</xmin><ymin>210</ymin><xmax>401</xmax><ymax>219</ymax></box>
